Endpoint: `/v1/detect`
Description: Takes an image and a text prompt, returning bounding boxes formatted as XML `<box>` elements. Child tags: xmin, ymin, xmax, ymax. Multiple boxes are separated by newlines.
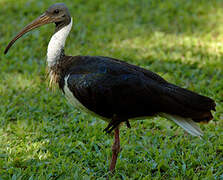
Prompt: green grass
<box><xmin>0</xmin><ymin>0</ymin><xmax>223</xmax><ymax>179</ymax></box>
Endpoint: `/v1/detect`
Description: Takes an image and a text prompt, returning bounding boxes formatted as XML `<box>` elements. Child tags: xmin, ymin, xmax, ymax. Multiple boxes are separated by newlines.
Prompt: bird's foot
<box><xmin>126</xmin><ymin>120</ymin><xmax>131</xmax><ymax>129</ymax></box>
<box><xmin>104</xmin><ymin>116</ymin><xmax>130</xmax><ymax>134</ymax></box>
<box><xmin>103</xmin><ymin>117</ymin><xmax>121</xmax><ymax>134</ymax></box>
<box><xmin>103</xmin><ymin>121</ymin><xmax>120</xmax><ymax>134</ymax></box>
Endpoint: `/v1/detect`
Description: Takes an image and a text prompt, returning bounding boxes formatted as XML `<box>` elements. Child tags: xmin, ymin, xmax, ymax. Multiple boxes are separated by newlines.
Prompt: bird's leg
<box><xmin>126</xmin><ymin>120</ymin><xmax>131</xmax><ymax>128</ymax></box>
<box><xmin>103</xmin><ymin>116</ymin><xmax>120</xmax><ymax>134</ymax></box>
<box><xmin>103</xmin><ymin>120</ymin><xmax>115</xmax><ymax>133</ymax></box>
<box><xmin>109</xmin><ymin>127</ymin><xmax>120</xmax><ymax>172</ymax></box>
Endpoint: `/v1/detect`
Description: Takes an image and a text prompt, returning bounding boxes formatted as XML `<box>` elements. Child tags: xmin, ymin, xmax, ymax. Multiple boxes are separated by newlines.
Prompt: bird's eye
<box><xmin>54</xmin><ymin>9</ymin><xmax>59</xmax><ymax>14</ymax></box>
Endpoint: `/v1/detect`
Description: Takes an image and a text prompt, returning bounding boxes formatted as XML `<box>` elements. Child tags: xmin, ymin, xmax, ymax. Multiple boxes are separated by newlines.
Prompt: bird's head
<box><xmin>4</xmin><ymin>3</ymin><xmax>71</xmax><ymax>54</ymax></box>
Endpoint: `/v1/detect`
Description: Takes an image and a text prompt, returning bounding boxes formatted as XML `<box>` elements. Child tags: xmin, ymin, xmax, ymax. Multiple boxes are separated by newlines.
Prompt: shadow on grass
<box><xmin>1</xmin><ymin>0</ymin><xmax>223</xmax><ymax>37</ymax></box>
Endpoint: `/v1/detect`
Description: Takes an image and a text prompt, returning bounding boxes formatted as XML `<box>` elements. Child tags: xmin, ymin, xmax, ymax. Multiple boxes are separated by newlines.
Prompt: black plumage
<box><xmin>53</xmin><ymin>55</ymin><xmax>216</xmax><ymax>132</ymax></box>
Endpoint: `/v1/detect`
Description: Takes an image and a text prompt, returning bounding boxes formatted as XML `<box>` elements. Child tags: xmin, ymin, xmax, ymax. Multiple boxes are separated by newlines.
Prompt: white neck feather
<box><xmin>47</xmin><ymin>18</ymin><xmax>73</xmax><ymax>67</ymax></box>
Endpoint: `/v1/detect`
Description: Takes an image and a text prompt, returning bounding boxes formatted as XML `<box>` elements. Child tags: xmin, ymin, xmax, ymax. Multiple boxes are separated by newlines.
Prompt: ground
<box><xmin>0</xmin><ymin>0</ymin><xmax>223</xmax><ymax>179</ymax></box>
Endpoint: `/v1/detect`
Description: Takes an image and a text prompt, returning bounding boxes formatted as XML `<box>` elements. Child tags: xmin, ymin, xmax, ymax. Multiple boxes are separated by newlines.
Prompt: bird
<box><xmin>4</xmin><ymin>3</ymin><xmax>216</xmax><ymax>172</ymax></box>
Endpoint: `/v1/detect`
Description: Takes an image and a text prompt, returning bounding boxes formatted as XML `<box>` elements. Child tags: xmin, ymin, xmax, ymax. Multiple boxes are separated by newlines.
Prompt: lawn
<box><xmin>0</xmin><ymin>0</ymin><xmax>223</xmax><ymax>179</ymax></box>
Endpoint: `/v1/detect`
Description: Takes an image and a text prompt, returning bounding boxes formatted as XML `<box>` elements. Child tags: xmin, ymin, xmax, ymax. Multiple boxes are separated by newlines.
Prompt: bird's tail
<box><xmin>160</xmin><ymin>113</ymin><xmax>203</xmax><ymax>137</ymax></box>
<box><xmin>158</xmin><ymin>83</ymin><xmax>216</xmax><ymax>137</ymax></box>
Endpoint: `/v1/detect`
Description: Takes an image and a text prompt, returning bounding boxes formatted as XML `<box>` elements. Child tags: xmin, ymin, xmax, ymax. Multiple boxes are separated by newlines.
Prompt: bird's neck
<box><xmin>47</xmin><ymin>18</ymin><xmax>73</xmax><ymax>67</ymax></box>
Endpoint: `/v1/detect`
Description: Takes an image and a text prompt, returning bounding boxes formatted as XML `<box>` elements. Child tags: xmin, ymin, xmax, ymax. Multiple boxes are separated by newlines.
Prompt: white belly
<box><xmin>63</xmin><ymin>75</ymin><xmax>110</xmax><ymax>122</ymax></box>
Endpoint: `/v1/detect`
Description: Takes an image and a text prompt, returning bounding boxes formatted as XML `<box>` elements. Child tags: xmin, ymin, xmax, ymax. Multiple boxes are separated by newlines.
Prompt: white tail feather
<box><xmin>160</xmin><ymin>113</ymin><xmax>203</xmax><ymax>137</ymax></box>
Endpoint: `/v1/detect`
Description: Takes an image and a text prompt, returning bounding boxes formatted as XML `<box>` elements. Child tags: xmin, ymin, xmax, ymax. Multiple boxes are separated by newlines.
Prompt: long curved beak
<box><xmin>4</xmin><ymin>13</ymin><xmax>52</xmax><ymax>54</ymax></box>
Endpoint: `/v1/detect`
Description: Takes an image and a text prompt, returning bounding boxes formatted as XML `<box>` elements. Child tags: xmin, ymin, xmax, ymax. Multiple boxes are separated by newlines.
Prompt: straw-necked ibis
<box><xmin>4</xmin><ymin>3</ymin><xmax>216</xmax><ymax>172</ymax></box>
